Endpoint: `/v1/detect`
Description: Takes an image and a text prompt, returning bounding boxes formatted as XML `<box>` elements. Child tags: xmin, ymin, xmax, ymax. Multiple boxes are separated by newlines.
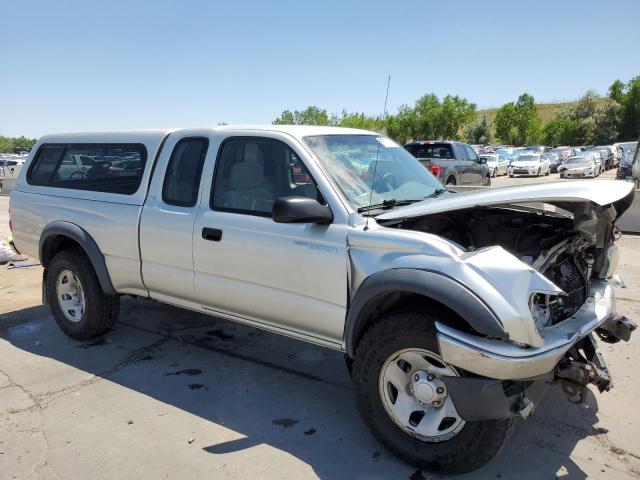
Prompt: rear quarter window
<box><xmin>28</xmin><ymin>144</ymin><xmax>147</xmax><ymax>195</ymax></box>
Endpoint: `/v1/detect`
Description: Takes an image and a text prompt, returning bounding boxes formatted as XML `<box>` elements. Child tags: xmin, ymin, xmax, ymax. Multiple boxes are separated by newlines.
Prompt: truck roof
<box><xmin>37</xmin><ymin>125</ymin><xmax>377</xmax><ymax>144</ymax></box>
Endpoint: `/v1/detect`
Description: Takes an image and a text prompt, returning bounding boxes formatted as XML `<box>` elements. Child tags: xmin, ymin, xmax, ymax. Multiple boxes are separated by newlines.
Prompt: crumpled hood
<box><xmin>376</xmin><ymin>180</ymin><xmax>635</xmax><ymax>221</ymax></box>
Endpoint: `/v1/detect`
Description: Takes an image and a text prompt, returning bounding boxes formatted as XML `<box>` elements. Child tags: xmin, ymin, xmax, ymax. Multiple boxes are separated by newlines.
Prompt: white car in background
<box><xmin>559</xmin><ymin>153</ymin><xmax>600</xmax><ymax>178</ymax></box>
<box><xmin>508</xmin><ymin>153</ymin><xmax>550</xmax><ymax>177</ymax></box>
<box><xmin>479</xmin><ymin>153</ymin><xmax>510</xmax><ymax>177</ymax></box>
<box><xmin>0</xmin><ymin>157</ymin><xmax>26</xmax><ymax>179</ymax></box>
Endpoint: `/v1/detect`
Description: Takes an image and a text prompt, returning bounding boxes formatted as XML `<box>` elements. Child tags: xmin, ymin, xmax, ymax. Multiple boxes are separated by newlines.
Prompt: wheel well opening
<box><xmin>42</xmin><ymin>235</ymin><xmax>82</xmax><ymax>268</ymax></box>
<box><xmin>351</xmin><ymin>292</ymin><xmax>477</xmax><ymax>356</ymax></box>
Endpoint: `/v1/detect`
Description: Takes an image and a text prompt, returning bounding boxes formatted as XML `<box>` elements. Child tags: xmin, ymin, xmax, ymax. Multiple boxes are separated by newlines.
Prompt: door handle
<box><xmin>202</xmin><ymin>227</ymin><xmax>223</xmax><ymax>242</ymax></box>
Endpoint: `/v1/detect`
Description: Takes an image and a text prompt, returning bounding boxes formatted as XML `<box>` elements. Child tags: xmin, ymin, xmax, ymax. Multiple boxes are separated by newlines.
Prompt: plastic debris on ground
<box><xmin>0</xmin><ymin>235</ymin><xmax>29</xmax><ymax>265</ymax></box>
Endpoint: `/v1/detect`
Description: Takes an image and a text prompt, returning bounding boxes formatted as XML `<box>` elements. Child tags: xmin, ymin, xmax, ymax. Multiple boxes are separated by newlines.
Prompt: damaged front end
<box><xmin>369</xmin><ymin>180</ymin><xmax>636</xmax><ymax>417</ymax></box>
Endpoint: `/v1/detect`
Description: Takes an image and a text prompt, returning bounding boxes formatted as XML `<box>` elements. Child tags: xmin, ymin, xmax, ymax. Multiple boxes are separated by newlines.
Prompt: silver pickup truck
<box><xmin>9</xmin><ymin>126</ymin><xmax>636</xmax><ymax>473</ymax></box>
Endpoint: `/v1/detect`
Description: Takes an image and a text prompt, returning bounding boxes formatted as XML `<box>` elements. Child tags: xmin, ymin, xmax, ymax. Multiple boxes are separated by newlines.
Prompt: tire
<box><xmin>536</xmin><ymin>167</ymin><xmax>541</xmax><ymax>177</ymax></box>
<box><xmin>445</xmin><ymin>176</ymin><xmax>456</xmax><ymax>186</ymax></box>
<box><xmin>491</xmin><ymin>168</ymin><xmax>497</xmax><ymax>178</ymax></box>
<box><xmin>352</xmin><ymin>312</ymin><xmax>515</xmax><ymax>474</ymax></box>
<box><xmin>47</xmin><ymin>247</ymin><xmax>120</xmax><ymax>340</ymax></box>
<box><xmin>483</xmin><ymin>175</ymin><xmax>491</xmax><ymax>187</ymax></box>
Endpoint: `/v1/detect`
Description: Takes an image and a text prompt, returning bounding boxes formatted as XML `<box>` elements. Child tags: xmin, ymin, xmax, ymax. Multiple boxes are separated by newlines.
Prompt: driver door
<box><xmin>192</xmin><ymin>135</ymin><xmax>348</xmax><ymax>345</ymax></box>
<box><xmin>463</xmin><ymin>145</ymin><xmax>484</xmax><ymax>185</ymax></box>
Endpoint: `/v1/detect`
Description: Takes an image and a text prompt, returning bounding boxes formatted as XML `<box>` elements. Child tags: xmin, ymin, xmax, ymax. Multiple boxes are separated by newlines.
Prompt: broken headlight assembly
<box><xmin>529</xmin><ymin>292</ymin><xmax>563</xmax><ymax>329</ymax></box>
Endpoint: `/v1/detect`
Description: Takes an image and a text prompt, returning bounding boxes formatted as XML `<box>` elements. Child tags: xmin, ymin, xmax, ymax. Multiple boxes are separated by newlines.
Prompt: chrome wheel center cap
<box><xmin>411</xmin><ymin>370</ymin><xmax>446</xmax><ymax>405</ymax></box>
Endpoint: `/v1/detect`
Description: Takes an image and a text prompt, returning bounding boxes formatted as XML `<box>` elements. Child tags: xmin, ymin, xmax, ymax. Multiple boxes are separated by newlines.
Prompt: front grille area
<box><xmin>543</xmin><ymin>253</ymin><xmax>588</xmax><ymax>323</ymax></box>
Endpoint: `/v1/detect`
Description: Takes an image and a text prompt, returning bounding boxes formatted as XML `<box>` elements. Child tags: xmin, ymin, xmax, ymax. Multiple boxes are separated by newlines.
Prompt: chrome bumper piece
<box><xmin>437</xmin><ymin>279</ymin><xmax>622</xmax><ymax>380</ymax></box>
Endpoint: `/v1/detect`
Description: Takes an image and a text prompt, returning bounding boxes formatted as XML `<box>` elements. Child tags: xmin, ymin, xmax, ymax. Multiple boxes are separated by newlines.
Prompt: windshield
<box><xmin>566</xmin><ymin>157</ymin><xmax>591</xmax><ymax>165</ymax></box>
<box><xmin>304</xmin><ymin>135</ymin><xmax>443</xmax><ymax>209</ymax></box>
<box><xmin>514</xmin><ymin>155</ymin><xmax>539</xmax><ymax>162</ymax></box>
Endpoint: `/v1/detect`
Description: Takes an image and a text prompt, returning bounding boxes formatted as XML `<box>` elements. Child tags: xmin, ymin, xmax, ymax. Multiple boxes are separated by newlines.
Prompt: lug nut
<box><xmin>427</xmin><ymin>374</ymin><xmax>435</xmax><ymax>381</ymax></box>
<box><xmin>436</xmin><ymin>387</ymin><xmax>445</xmax><ymax>394</ymax></box>
<box><xmin>414</xmin><ymin>374</ymin><xmax>420</xmax><ymax>381</ymax></box>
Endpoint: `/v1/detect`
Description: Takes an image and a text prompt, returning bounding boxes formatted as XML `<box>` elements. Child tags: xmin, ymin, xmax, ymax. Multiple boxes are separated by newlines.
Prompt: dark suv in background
<box><xmin>404</xmin><ymin>140</ymin><xmax>491</xmax><ymax>186</ymax></box>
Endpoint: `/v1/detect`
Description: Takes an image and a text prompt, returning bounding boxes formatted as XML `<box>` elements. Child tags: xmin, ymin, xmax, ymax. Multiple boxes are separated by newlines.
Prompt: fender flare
<box><xmin>39</xmin><ymin>221</ymin><xmax>117</xmax><ymax>295</ymax></box>
<box><xmin>344</xmin><ymin>268</ymin><xmax>508</xmax><ymax>357</ymax></box>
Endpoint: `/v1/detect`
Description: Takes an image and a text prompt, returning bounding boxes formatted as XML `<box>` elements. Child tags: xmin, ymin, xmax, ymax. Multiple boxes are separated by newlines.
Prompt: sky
<box><xmin>1</xmin><ymin>0</ymin><xmax>639</xmax><ymax>138</ymax></box>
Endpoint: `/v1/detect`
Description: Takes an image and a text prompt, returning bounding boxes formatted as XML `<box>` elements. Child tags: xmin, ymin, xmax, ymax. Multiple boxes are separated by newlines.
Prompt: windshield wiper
<box><xmin>357</xmin><ymin>198</ymin><xmax>422</xmax><ymax>213</ymax></box>
<box><xmin>425</xmin><ymin>188</ymin><xmax>448</xmax><ymax>199</ymax></box>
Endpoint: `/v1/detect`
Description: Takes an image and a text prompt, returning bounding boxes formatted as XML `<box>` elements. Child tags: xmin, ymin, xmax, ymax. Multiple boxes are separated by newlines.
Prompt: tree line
<box><xmin>273</xmin><ymin>76</ymin><xmax>640</xmax><ymax>146</ymax></box>
<box><xmin>0</xmin><ymin>136</ymin><xmax>37</xmax><ymax>154</ymax></box>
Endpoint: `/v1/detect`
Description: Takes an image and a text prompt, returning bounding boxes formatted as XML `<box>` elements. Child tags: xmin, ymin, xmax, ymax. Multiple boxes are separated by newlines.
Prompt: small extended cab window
<box><xmin>211</xmin><ymin>138</ymin><xmax>319</xmax><ymax>216</ymax></box>
<box><xmin>28</xmin><ymin>144</ymin><xmax>147</xmax><ymax>195</ymax></box>
<box><xmin>162</xmin><ymin>137</ymin><xmax>209</xmax><ymax>207</ymax></box>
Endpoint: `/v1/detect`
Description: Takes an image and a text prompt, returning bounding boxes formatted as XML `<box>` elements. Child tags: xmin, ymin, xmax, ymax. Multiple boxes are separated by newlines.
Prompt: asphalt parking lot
<box><xmin>2</xmin><ymin>171</ymin><xmax>640</xmax><ymax>479</ymax></box>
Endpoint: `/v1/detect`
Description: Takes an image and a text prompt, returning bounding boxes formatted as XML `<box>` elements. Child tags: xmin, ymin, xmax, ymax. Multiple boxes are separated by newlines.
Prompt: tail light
<box><xmin>428</xmin><ymin>165</ymin><xmax>441</xmax><ymax>177</ymax></box>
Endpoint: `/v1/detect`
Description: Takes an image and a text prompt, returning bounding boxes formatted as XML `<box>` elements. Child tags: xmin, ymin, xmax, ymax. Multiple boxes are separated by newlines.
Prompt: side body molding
<box><xmin>344</xmin><ymin>268</ymin><xmax>508</xmax><ymax>357</ymax></box>
<box><xmin>39</xmin><ymin>221</ymin><xmax>117</xmax><ymax>295</ymax></box>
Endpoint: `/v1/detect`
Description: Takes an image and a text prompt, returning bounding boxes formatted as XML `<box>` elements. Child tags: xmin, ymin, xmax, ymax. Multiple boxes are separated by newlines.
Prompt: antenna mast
<box><xmin>364</xmin><ymin>75</ymin><xmax>391</xmax><ymax>231</ymax></box>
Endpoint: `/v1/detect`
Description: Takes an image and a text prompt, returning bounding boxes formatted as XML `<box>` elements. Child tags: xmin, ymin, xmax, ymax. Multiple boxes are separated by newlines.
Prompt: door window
<box><xmin>464</xmin><ymin>145</ymin><xmax>479</xmax><ymax>163</ymax></box>
<box><xmin>162</xmin><ymin>137</ymin><xmax>209</xmax><ymax>207</ymax></box>
<box><xmin>211</xmin><ymin>138</ymin><xmax>320</xmax><ymax>216</ymax></box>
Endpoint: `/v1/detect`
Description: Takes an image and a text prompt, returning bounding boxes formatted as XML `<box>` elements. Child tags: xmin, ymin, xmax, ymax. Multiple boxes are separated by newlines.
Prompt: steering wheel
<box><xmin>70</xmin><ymin>171</ymin><xmax>87</xmax><ymax>180</ymax></box>
<box><xmin>381</xmin><ymin>172</ymin><xmax>398</xmax><ymax>192</ymax></box>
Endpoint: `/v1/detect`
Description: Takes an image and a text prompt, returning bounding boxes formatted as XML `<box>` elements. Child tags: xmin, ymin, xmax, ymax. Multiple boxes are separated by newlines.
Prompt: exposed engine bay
<box><xmin>385</xmin><ymin>204</ymin><xmax>617</xmax><ymax>326</ymax></box>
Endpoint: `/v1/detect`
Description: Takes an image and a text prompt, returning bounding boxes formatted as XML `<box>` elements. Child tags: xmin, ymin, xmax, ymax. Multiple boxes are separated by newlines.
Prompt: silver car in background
<box><xmin>479</xmin><ymin>153</ymin><xmax>510</xmax><ymax>177</ymax></box>
<box><xmin>508</xmin><ymin>153</ymin><xmax>551</xmax><ymax>177</ymax></box>
<box><xmin>559</xmin><ymin>153</ymin><xmax>599</xmax><ymax>178</ymax></box>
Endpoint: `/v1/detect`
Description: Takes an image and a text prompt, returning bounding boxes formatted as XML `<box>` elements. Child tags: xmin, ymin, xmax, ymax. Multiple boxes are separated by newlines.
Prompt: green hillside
<box><xmin>477</xmin><ymin>98</ymin><xmax>609</xmax><ymax>126</ymax></box>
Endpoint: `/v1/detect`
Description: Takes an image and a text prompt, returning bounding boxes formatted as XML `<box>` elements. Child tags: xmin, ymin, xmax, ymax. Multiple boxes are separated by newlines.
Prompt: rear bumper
<box><xmin>436</xmin><ymin>279</ymin><xmax>620</xmax><ymax>380</ymax></box>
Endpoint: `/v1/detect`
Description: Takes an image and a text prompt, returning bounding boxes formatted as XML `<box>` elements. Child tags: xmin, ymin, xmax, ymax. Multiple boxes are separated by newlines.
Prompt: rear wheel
<box><xmin>483</xmin><ymin>175</ymin><xmax>491</xmax><ymax>186</ymax></box>
<box><xmin>445</xmin><ymin>176</ymin><xmax>456</xmax><ymax>186</ymax></box>
<box><xmin>47</xmin><ymin>248</ymin><xmax>120</xmax><ymax>340</ymax></box>
<box><xmin>352</xmin><ymin>312</ymin><xmax>514</xmax><ymax>474</ymax></box>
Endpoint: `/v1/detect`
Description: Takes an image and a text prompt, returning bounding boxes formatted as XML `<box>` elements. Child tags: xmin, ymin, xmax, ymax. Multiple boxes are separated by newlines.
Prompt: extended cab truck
<box><xmin>9</xmin><ymin>126</ymin><xmax>637</xmax><ymax>474</ymax></box>
<box><xmin>403</xmin><ymin>140</ymin><xmax>491</xmax><ymax>187</ymax></box>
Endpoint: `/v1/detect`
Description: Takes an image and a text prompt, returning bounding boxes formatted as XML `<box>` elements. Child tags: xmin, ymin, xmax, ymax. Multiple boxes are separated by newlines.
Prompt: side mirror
<box><xmin>272</xmin><ymin>197</ymin><xmax>333</xmax><ymax>224</ymax></box>
<box><xmin>478</xmin><ymin>157</ymin><xmax>487</xmax><ymax>164</ymax></box>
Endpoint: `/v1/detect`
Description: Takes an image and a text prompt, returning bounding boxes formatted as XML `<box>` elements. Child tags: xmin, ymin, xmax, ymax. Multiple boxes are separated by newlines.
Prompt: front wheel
<box><xmin>47</xmin><ymin>247</ymin><xmax>120</xmax><ymax>340</ymax></box>
<box><xmin>352</xmin><ymin>312</ymin><xmax>514</xmax><ymax>474</ymax></box>
<box><xmin>483</xmin><ymin>175</ymin><xmax>491</xmax><ymax>186</ymax></box>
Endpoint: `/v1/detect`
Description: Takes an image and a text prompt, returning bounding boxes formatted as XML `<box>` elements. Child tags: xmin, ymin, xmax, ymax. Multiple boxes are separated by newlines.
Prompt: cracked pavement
<box><xmin>1</xmin><ymin>196</ymin><xmax>640</xmax><ymax>479</ymax></box>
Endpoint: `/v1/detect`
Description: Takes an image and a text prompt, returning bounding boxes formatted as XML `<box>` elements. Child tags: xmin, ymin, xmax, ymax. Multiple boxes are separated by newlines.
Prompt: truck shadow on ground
<box><xmin>1</xmin><ymin>298</ymin><xmax>609</xmax><ymax>480</ymax></box>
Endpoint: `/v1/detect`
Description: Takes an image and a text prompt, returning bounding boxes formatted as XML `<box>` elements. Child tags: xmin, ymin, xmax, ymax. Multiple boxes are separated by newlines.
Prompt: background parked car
<box><xmin>543</xmin><ymin>152</ymin><xmax>563</xmax><ymax>172</ymax></box>
<box><xmin>479</xmin><ymin>153</ymin><xmax>510</xmax><ymax>177</ymax></box>
<box><xmin>617</xmin><ymin>139</ymin><xmax>639</xmax><ymax>182</ymax></box>
<box><xmin>404</xmin><ymin>140</ymin><xmax>491</xmax><ymax>186</ymax></box>
<box><xmin>559</xmin><ymin>154</ymin><xmax>599</xmax><ymax>178</ymax></box>
<box><xmin>524</xmin><ymin>145</ymin><xmax>547</xmax><ymax>154</ymax></box>
<box><xmin>508</xmin><ymin>153</ymin><xmax>551</xmax><ymax>177</ymax></box>
<box><xmin>589</xmin><ymin>146</ymin><xmax>616</xmax><ymax>170</ymax></box>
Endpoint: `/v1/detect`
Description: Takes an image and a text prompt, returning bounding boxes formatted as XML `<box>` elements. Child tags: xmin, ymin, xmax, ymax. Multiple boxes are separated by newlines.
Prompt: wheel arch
<box><xmin>344</xmin><ymin>269</ymin><xmax>508</xmax><ymax>358</ymax></box>
<box><xmin>39</xmin><ymin>221</ymin><xmax>116</xmax><ymax>295</ymax></box>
